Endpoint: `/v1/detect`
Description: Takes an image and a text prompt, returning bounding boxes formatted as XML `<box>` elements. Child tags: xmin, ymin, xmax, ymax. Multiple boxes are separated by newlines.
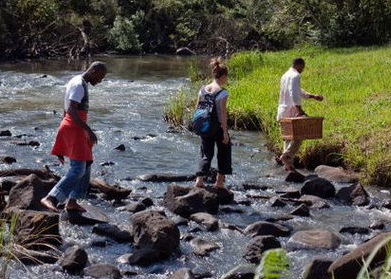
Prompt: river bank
<box><xmin>165</xmin><ymin>46</ymin><xmax>391</xmax><ymax>187</ymax></box>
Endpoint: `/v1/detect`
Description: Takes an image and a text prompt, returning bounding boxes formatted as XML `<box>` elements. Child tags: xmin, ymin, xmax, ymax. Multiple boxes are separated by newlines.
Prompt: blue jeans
<box><xmin>48</xmin><ymin>159</ymin><xmax>91</xmax><ymax>203</ymax></box>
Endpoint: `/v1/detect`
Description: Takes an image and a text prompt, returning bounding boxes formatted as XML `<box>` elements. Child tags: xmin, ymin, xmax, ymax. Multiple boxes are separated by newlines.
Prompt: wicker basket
<box><xmin>280</xmin><ymin>116</ymin><xmax>324</xmax><ymax>140</ymax></box>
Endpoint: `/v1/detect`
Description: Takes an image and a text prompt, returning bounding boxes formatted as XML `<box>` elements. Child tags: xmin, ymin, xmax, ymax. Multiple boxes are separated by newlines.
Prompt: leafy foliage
<box><xmin>254</xmin><ymin>248</ymin><xmax>290</xmax><ymax>279</ymax></box>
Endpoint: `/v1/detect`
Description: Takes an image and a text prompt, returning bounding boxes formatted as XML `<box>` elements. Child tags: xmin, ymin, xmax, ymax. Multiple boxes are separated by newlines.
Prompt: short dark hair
<box><xmin>292</xmin><ymin>57</ymin><xmax>305</xmax><ymax>66</ymax></box>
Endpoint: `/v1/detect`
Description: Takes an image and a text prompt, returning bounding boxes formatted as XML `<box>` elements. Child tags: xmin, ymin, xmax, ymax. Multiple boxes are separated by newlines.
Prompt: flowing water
<box><xmin>0</xmin><ymin>56</ymin><xmax>390</xmax><ymax>279</ymax></box>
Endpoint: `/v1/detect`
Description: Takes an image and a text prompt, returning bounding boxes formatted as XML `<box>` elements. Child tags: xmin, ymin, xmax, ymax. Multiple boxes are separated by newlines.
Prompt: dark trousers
<box><xmin>196</xmin><ymin>129</ymin><xmax>232</xmax><ymax>176</ymax></box>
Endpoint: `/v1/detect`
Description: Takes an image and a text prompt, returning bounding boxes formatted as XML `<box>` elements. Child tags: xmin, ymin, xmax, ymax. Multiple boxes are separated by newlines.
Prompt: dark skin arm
<box><xmin>68</xmin><ymin>100</ymin><xmax>97</xmax><ymax>145</ymax></box>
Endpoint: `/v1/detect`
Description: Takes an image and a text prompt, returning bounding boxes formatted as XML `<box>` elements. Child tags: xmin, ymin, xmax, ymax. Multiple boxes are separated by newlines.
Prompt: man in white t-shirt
<box><xmin>278</xmin><ymin>58</ymin><xmax>323</xmax><ymax>170</ymax></box>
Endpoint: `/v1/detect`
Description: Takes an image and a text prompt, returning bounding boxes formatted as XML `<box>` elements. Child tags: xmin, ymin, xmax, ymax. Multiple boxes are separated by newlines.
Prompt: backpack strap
<box><xmin>211</xmin><ymin>88</ymin><xmax>225</xmax><ymax>99</ymax></box>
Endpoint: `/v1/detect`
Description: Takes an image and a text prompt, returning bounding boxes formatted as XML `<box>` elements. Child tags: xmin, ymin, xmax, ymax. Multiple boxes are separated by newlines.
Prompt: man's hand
<box><xmin>313</xmin><ymin>94</ymin><xmax>324</xmax><ymax>101</ymax></box>
<box><xmin>222</xmin><ymin>130</ymin><xmax>230</xmax><ymax>145</ymax></box>
<box><xmin>88</xmin><ymin>130</ymin><xmax>98</xmax><ymax>145</ymax></box>
<box><xmin>57</xmin><ymin>155</ymin><xmax>65</xmax><ymax>165</ymax></box>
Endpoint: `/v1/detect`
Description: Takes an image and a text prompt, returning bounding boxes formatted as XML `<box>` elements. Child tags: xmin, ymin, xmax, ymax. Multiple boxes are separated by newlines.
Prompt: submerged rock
<box><xmin>190</xmin><ymin>238</ymin><xmax>220</xmax><ymax>256</ymax></box>
<box><xmin>336</xmin><ymin>183</ymin><xmax>369</xmax><ymax>206</ymax></box>
<box><xmin>269</xmin><ymin>196</ymin><xmax>286</xmax><ymax>207</ymax></box>
<box><xmin>287</xmin><ymin>230</ymin><xmax>341</xmax><ymax>250</ymax></box>
<box><xmin>0</xmin><ymin>156</ymin><xmax>16</xmax><ymax>164</ymax></box>
<box><xmin>115</xmin><ymin>144</ymin><xmax>126</xmax><ymax>151</ymax></box>
<box><xmin>244</xmin><ymin>235</ymin><xmax>281</xmax><ymax>264</ymax></box>
<box><xmin>84</xmin><ymin>263</ymin><xmax>122</xmax><ymax>279</ymax></box>
<box><xmin>328</xmin><ymin>232</ymin><xmax>391</xmax><ymax>279</ymax></box>
<box><xmin>339</xmin><ymin>226</ymin><xmax>370</xmax><ymax>235</ymax></box>
<box><xmin>290</xmin><ymin>204</ymin><xmax>310</xmax><ymax>217</ymax></box>
<box><xmin>244</xmin><ymin>221</ymin><xmax>291</xmax><ymax>237</ymax></box>
<box><xmin>315</xmin><ymin>165</ymin><xmax>359</xmax><ymax>183</ymax></box>
<box><xmin>301</xmin><ymin>177</ymin><xmax>335</xmax><ymax>198</ymax></box>
<box><xmin>0</xmin><ymin>130</ymin><xmax>12</xmax><ymax>137</ymax></box>
<box><xmin>60</xmin><ymin>245</ymin><xmax>88</xmax><ymax>273</ymax></box>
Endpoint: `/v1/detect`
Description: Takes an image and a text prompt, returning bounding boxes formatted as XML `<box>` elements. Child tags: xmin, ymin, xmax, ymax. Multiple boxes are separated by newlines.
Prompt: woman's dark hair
<box><xmin>210</xmin><ymin>57</ymin><xmax>228</xmax><ymax>79</ymax></box>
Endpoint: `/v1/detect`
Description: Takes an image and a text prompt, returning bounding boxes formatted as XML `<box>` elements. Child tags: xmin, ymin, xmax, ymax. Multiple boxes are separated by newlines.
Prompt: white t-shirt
<box><xmin>277</xmin><ymin>67</ymin><xmax>311</xmax><ymax>121</ymax></box>
<box><xmin>198</xmin><ymin>87</ymin><xmax>229</xmax><ymax>123</ymax></box>
<box><xmin>64</xmin><ymin>75</ymin><xmax>89</xmax><ymax>111</ymax></box>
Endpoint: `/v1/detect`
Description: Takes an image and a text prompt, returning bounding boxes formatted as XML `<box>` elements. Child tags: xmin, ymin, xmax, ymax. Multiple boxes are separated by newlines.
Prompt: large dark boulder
<box><xmin>301</xmin><ymin>178</ymin><xmax>336</xmax><ymax>199</ymax></box>
<box><xmin>163</xmin><ymin>184</ymin><xmax>220</xmax><ymax>217</ymax></box>
<box><xmin>244</xmin><ymin>221</ymin><xmax>291</xmax><ymax>237</ymax></box>
<box><xmin>315</xmin><ymin>165</ymin><xmax>359</xmax><ymax>183</ymax></box>
<box><xmin>84</xmin><ymin>263</ymin><xmax>122</xmax><ymax>279</ymax></box>
<box><xmin>6</xmin><ymin>174</ymin><xmax>56</xmax><ymax>211</ymax></box>
<box><xmin>301</xmin><ymin>258</ymin><xmax>333</xmax><ymax>279</ymax></box>
<box><xmin>287</xmin><ymin>230</ymin><xmax>341</xmax><ymax>250</ymax></box>
<box><xmin>244</xmin><ymin>235</ymin><xmax>281</xmax><ymax>264</ymax></box>
<box><xmin>336</xmin><ymin>183</ymin><xmax>369</xmax><ymax>206</ymax></box>
<box><xmin>328</xmin><ymin>232</ymin><xmax>391</xmax><ymax>279</ymax></box>
<box><xmin>131</xmin><ymin>210</ymin><xmax>179</xmax><ymax>261</ymax></box>
<box><xmin>60</xmin><ymin>246</ymin><xmax>88</xmax><ymax>273</ymax></box>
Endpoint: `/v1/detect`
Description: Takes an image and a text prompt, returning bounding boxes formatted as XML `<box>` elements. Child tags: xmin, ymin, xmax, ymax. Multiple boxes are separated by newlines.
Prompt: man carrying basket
<box><xmin>278</xmin><ymin>58</ymin><xmax>324</xmax><ymax>171</ymax></box>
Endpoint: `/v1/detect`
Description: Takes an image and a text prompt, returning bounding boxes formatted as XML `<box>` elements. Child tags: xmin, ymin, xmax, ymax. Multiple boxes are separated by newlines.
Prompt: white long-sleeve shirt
<box><xmin>277</xmin><ymin>67</ymin><xmax>311</xmax><ymax>121</ymax></box>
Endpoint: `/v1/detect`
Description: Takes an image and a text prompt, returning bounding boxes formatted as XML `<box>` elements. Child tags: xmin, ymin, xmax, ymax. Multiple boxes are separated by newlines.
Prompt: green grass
<box><xmin>165</xmin><ymin>45</ymin><xmax>391</xmax><ymax>186</ymax></box>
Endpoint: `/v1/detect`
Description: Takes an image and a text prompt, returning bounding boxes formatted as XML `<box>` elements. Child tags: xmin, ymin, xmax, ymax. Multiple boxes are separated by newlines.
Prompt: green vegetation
<box><xmin>1</xmin><ymin>0</ymin><xmax>391</xmax><ymax>59</ymax></box>
<box><xmin>165</xmin><ymin>46</ymin><xmax>391</xmax><ymax>186</ymax></box>
<box><xmin>254</xmin><ymin>248</ymin><xmax>290</xmax><ymax>279</ymax></box>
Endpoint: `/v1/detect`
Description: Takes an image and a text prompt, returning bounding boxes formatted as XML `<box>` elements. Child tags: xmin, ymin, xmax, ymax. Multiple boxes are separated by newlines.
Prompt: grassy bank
<box><xmin>165</xmin><ymin>46</ymin><xmax>391</xmax><ymax>186</ymax></box>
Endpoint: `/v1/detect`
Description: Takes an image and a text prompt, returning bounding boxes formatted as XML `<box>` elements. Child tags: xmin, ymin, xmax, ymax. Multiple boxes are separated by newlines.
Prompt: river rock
<box><xmin>168</xmin><ymin>268</ymin><xmax>195</xmax><ymax>279</ymax></box>
<box><xmin>60</xmin><ymin>245</ymin><xmax>88</xmax><ymax>273</ymax></box>
<box><xmin>315</xmin><ymin>165</ymin><xmax>359</xmax><ymax>183</ymax></box>
<box><xmin>140</xmin><ymin>197</ymin><xmax>154</xmax><ymax>207</ymax></box>
<box><xmin>279</xmin><ymin>190</ymin><xmax>301</xmax><ymax>199</ymax></box>
<box><xmin>92</xmin><ymin>223</ymin><xmax>133</xmax><ymax>243</ymax></box>
<box><xmin>244</xmin><ymin>235</ymin><xmax>281</xmax><ymax>264</ymax></box>
<box><xmin>84</xmin><ymin>263</ymin><xmax>122</xmax><ymax>279</ymax></box>
<box><xmin>190</xmin><ymin>212</ymin><xmax>219</xmax><ymax>231</ymax></box>
<box><xmin>301</xmin><ymin>258</ymin><xmax>333</xmax><ymax>279</ymax></box>
<box><xmin>242</xmin><ymin>183</ymin><xmax>269</xmax><ymax>191</ymax></box>
<box><xmin>0</xmin><ymin>167</ymin><xmax>60</xmax><ymax>180</ymax></box>
<box><xmin>131</xmin><ymin>210</ymin><xmax>179</xmax><ymax>260</ymax></box>
<box><xmin>176</xmin><ymin>47</ymin><xmax>196</xmax><ymax>56</ymax></box>
<box><xmin>190</xmin><ymin>238</ymin><xmax>220</xmax><ymax>256</ymax></box>
<box><xmin>1</xmin><ymin>156</ymin><xmax>16</xmax><ymax>164</ymax></box>
<box><xmin>13</xmin><ymin>209</ymin><xmax>62</xmax><ymax>249</ymax></box>
<box><xmin>220</xmin><ymin>205</ymin><xmax>245</xmax><ymax>214</ymax></box>
<box><xmin>220</xmin><ymin>264</ymin><xmax>256</xmax><ymax>279</ymax></box>
<box><xmin>285</xmin><ymin>171</ymin><xmax>306</xmax><ymax>183</ymax></box>
<box><xmin>89</xmin><ymin>178</ymin><xmax>131</xmax><ymax>200</ymax></box>
<box><xmin>269</xmin><ymin>196</ymin><xmax>286</xmax><ymax>207</ymax></box>
<box><xmin>61</xmin><ymin>204</ymin><xmax>108</xmax><ymax>225</ymax></box>
<box><xmin>301</xmin><ymin>178</ymin><xmax>336</xmax><ymax>198</ymax></box>
<box><xmin>115</xmin><ymin>144</ymin><xmax>126</xmax><ymax>151</ymax></box>
<box><xmin>11</xmin><ymin>140</ymin><xmax>40</xmax><ymax>147</ymax></box>
<box><xmin>298</xmin><ymin>195</ymin><xmax>330</xmax><ymax>209</ymax></box>
<box><xmin>118</xmin><ymin>201</ymin><xmax>146</xmax><ymax>213</ymax></box>
<box><xmin>6</xmin><ymin>174</ymin><xmax>56</xmax><ymax>211</ymax></box>
<box><xmin>13</xmin><ymin>244</ymin><xmax>60</xmax><ymax>265</ymax></box>
<box><xmin>290</xmin><ymin>204</ymin><xmax>310</xmax><ymax>217</ymax></box>
<box><xmin>328</xmin><ymin>232</ymin><xmax>391</xmax><ymax>279</ymax></box>
<box><xmin>244</xmin><ymin>221</ymin><xmax>291</xmax><ymax>237</ymax></box>
<box><xmin>265</xmin><ymin>214</ymin><xmax>294</xmax><ymax>223</ymax></box>
<box><xmin>117</xmin><ymin>248</ymin><xmax>161</xmax><ymax>266</ymax></box>
<box><xmin>163</xmin><ymin>184</ymin><xmax>220</xmax><ymax>217</ymax></box>
<box><xmin>336</xmin><ymin>183</ymin><xmax>369</xmax><ymax>206</ymax></box>
<box><xmin>287</xmin><ymin>230</ymin><xmax>341</xmax><ymax>250</ymax></box>
<box><xmin>137</xmin><ymin>174</ymin><xmax>196</xmax><ymax>183</ymax></box>
<box><xmin>0</xmin><ymin>130</ymin><xmax>12</xmax><ymax>137</ymax></box>
<box><xmin>0</xmin><ymin>178</ymin><xmax>17</xmax><ymax>194</ymax></box>
<box><xmin>208</xmin><ymin>186</ymin><xmax>234</xmax><ymax>205</ymax></box>
<box><xmin>339</xmin><ymin>226</ymin><xmax>370</xmax><ymax>235</ymax></box>
<box><xmin>370</xmin><ymin>221</ymin><xmax>385</xmax><ymax>230</ymax></box>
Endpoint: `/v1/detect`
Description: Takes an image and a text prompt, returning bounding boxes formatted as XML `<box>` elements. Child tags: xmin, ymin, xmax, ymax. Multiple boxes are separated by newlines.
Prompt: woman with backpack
<box><xmin>194</xmin><ymin>57</ymin><xmax>232</xmax><ymax>188</ymax></box>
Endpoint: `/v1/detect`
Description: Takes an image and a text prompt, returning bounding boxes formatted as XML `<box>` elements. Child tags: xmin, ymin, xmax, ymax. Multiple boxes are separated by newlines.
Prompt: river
<box><xmin>0</xmin><ymin>56</ymin><xmax>390</xmax><ymax>279</ymax></box>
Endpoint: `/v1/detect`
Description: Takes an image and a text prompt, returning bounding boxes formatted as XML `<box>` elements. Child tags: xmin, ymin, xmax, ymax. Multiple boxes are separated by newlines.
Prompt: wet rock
<box><xmin>13</xmin><ymin>245</ymin><xmax>59</xmax><ymax>265</ymax></box>
<box><xmin>242</xmin><ymin>184</ymin><xmax>269</xmax><ymax>191</ymax></box>
<box><xmin>137</xmin><ymin>174</ymin><xmax>196</xmax><ymax>183</ymax></box>
<box><xmin>370</xmin><ymin>221</ymin><xmax>385</xmax><ymax>230</ymax></box>
<box><xmin>181</xmin><ymin>233</ymin><xmax>194</xmax><ymax>241</ymax></box>
<box><xmin>222</xmin><ymin>223</ymin><xmax>244</xmax><ymax>233</ymax></box>
<box><xmin>220</xmin><ymin>205</ymin><xmax>245</xmax><ymax>214</ymax></box>
<box><xmin>13</xmin><ymin>209</ymin><xmax>62</xmax><ymax>249</ymax></box>
<box><xmin>279</xmin><ymin>190</ymin><xmax>301</xmax><ymax>199</ymax></box>
<box><xmin>312</xmin><ymin>200</ymin><xmax>330</xmax><ymax>209</ymax></box>
<box><xmin>100</xmin><ymin>161</ymin><xmax>115</xmax><ymax>166</ymax></box>
<box><xmin>382</xmin><ymin>200</ymin><xmax>391</xmax><ymax>209</ymax></box>
<box><xmin>84</xmin><ymin>263</ymin><xmax>122</xmax><ymax>279</ymax></box>
<box><xmin>132</xmin><ymin>136</ymin><xmax>146</xmax><ymax>140</ymax></box>
<box><xmin>176</xmin><ymin>47</ymin><xmax>196</xmax><ymax>56</ymax></box>
<box><xmin>118</xmin><ymin>201</ymin><xmax>146</xmax><ymax>213</ymax></box>
<box><xmin>269</xmin><ymin>196</ymin><xmax>286</xmax><ymax>207</ymax></box>
<box><xmin>60</xmin><ymin>245</ymin><xmax>88</xmax><ymax>273</ymax></box>
<box><xmin>163</xmin><ymin>184</ymin><xmax>219</xmax><ymax>217</ymax></box>
<box><xmin>173</xmin><ymin>216</ymin><xmax>188</xmax><ymax>226</ymax></box>
<box><xmin>328</xmin><ymin>232</ymin><xmax>391</xmax><ymax>279</ymax></box>
<box><xmin>301</xmin><ymin>258</ymin><xmax>333</xmax><ymax>279</ymax></box>
<box><xmin>117</xmin><ymin>248</ymin><xmax>161</xmax><ymax>266</ymax></box>
<box><xmin>92</xmin><ymin>223</ymin><xmax>133</xmax><ymax>243</ymax></box>
<box><xmin>298</xmin><ymin>195</ymin><xmax>325</xmax><ymax>206</ymax></box>
<box><xmin>0</xmin><ymin>178</ymin><xmax>17</xmax><ymax>194</ymax></box>
<box><xmin>190</xmin><ymin>238</ymin><xmax>220</xmax><ymax>256</ymax></box>
<box><xmin>290</xmin><ymin>204</ymin><xmax>310</xmax><ymax>217</ymax></box>
<box><xmin>89</xmin><ymin>178</ymin><xmax>131</xmax><ymax>200</ymax></box>
<box><xmin>336</xmin><ymin>183</ymin><xmax>369</xmax><ymax>206</ymax></box>
<box><xmin>0</xmin><ymin>167</ymin><xmax>60</xmax><ymax>180</ymax></box>
<box><xmin>131</xmin><ymin>210</ymin><xmax>180</xmax><ymax>260</ymax></box>
<box><xmin>285</xmin><ymin>171</ymin><xmax>306</xmax><ymax>183</ymax></box>
<box><xmin>235</xmin><ymin>199</ymin><xmax>251</xmax><ymax>206</ymax></box>
<box><xmin>315</xmin><ymin>165</ymin><xmax>359</xmax><ymax>183</ymax></box>
<box><xmin>168</xmin><ymin>268</ymin><xmax>195</xmax><ymax>279</ymax></box>
<box><xmin>6</xmin><ymin>174</ymin><xmax>56</xmax><ymax>211</ymax></box>
<box><xmin>0</xmin><ymin>130</ymin><xmax>12</xmax><ymax>137</ymax></box>
<box><xmin>301</xmin><ymin>178</ymin><xmax>335</xmax><ymax>199</ymax></box>
<box><xmin>190</xmin><ymin>212</ymin><xmax>219</xmax><ymax>231</ymax></box>
<box><xmin>265</xmin><ymin>214</ymin><xmax>294</xmax><ymax>223</ymax></box>
<box><xmin>339</xmin><ymin>226</ymin><xmax>370</xmax><ymax>235</ymax></box>
<box><xmin>207</xmin><ymin>186</ymin><xmax>234</xmax><ymax>205</ymax></box>
<box><xmin>61</xmin><ymin>204</ymin><xmax>108</xmax><ymax>225</ymax></box>
<box><xmin>244</xmin><ymin>221</ymin><xmax>291</xmax><ymax>237</ymax></box>
<box><xmin>11</xmin><ymin>140</ymin><xmax>40</xmax><ymax>147</ymax></box>
<box><xmin>140</xmin><ymin>197</ymin><xmax>154</xmax><ymax>207</ymax></box>
<box><xmin>287</xmin><ymin>230</ymin><xmax>341</xmax><ymax>250</ymax></box>
<box><xmin>115</xmin><ymin>144</ymin><xmax>126</xmax><ymax>151</ymax></box>
<box><xmin>1</xmin><ymin>156</ymin><xmax>16</xmax><ymax>164</ymax></box>
<box><xmin>193</xmin><ymin>268</ymin><xmax>213</xmax><ymax>279</ymax></box>
<box><xmin>220</xmin><ymin>264</ymin><xmax>256</xmax><ymax>279</ymax></box>
<box><xmin>244</xmin><ymin>235</ymin><xmax>281</xmax><ymax>264</ymax></box>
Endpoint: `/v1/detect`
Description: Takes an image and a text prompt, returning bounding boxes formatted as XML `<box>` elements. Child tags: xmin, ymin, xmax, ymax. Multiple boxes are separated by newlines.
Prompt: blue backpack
<box><xmin>191</xmin><ymin>89</ymin><xmax>224</xmax><ymax>136</ymax></box>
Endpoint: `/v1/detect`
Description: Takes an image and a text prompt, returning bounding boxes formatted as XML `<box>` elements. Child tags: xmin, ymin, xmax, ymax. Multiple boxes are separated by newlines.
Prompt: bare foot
<box><xmin>41</xmin><ymin>196</ymin><xmax>59</xmax><ymax>212</ymax></box>
<box><xmin>194</xmin><ymin>183</ymin><xmax>206</xmax><ymax>188</ymax></box>
<box><xmin>215</xmin><ymin>173</ymin><xmax>225</xmax><ymax>188</ymax></box>
<box><xmin>66</xmin><ymin>200</ymin><xmax>87</xmax><ymax>212</ymax></box>
<box><xmin>194</xmin><ymin>176</ymin><xmax>205</xmax><ymax>188</ymax></box>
